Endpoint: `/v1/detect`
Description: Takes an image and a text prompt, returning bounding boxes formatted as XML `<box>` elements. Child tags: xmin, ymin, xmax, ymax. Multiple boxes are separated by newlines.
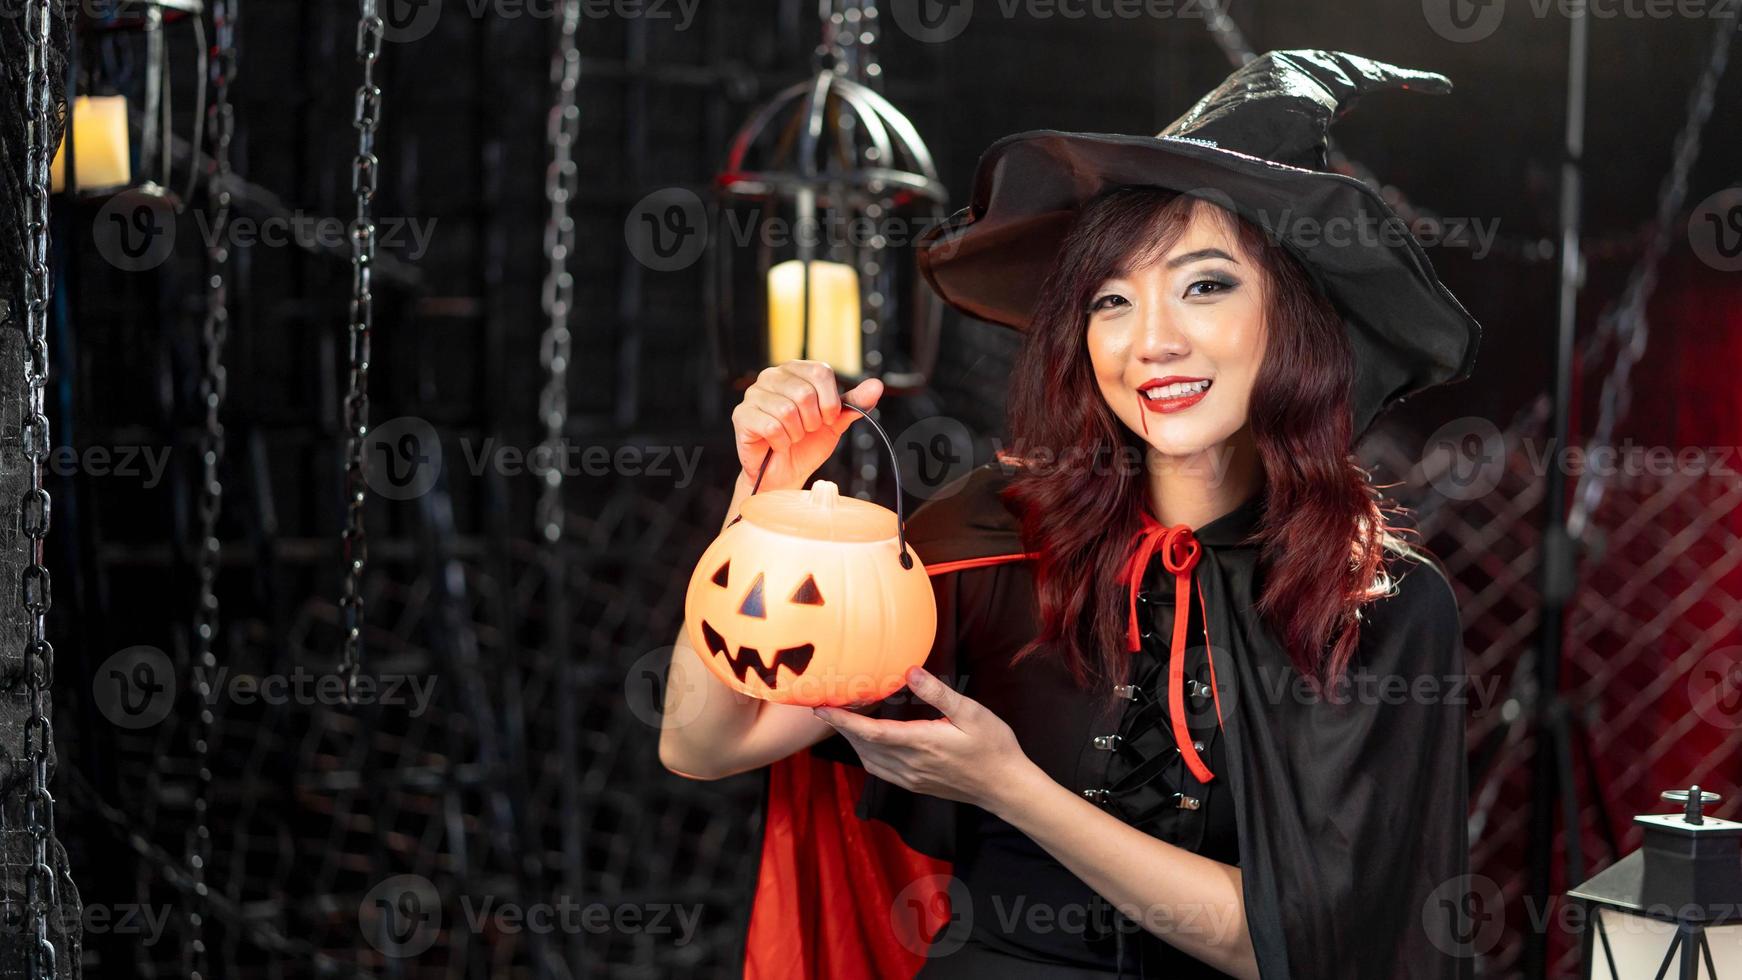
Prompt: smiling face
<box><xmin>1085</xmin><ymin>200</ymin><xmax>1268</xmax><ymax>462</ymax></box>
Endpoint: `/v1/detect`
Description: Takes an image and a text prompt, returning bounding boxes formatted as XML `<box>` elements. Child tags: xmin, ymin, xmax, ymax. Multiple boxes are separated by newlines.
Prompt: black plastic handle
<box><xmin>745</xmin><ymin>402</ymin><xmax>913</xmax><ymax>569</ymax></box>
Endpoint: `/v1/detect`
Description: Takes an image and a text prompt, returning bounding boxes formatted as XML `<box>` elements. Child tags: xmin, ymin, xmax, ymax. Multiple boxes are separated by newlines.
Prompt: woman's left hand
<box><xmin>813</xmin><ymin>666</ymin><xmax>1036</xmax><ymax>813</ymax></box>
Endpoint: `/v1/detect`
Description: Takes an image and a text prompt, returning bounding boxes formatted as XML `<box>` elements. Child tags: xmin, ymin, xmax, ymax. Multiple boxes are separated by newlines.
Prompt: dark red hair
<box><xmin>1001</xmin><ymin>186</ymin><xmax>1402</xmax><ymax>695</ymax></box>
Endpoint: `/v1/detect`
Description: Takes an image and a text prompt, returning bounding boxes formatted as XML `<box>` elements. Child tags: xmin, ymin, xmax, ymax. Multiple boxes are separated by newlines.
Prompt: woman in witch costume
<box><xmin>661</xmin><ymin>51</ymin><xmax>1481</xmax><ymax>980</ymax></box>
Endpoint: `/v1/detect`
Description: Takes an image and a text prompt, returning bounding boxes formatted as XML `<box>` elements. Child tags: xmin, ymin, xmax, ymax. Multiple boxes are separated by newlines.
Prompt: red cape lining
<box><xmin>743</xmin><ymin>552</ymin><xmax>1034</xmax><ymax>979</ymax></box>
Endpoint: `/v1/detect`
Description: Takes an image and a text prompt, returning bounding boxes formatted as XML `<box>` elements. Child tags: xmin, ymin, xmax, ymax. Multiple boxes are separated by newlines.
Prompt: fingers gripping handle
<box><xmin>745</xmin><ymin>402</ymin><xmax>914</xmax><ymax>570</ymax></box>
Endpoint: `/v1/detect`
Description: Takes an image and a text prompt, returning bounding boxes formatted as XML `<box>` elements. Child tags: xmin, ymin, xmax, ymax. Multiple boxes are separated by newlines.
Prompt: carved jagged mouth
<box><xmin>700</xmin><ymin>620</ymin><xmax>815</xmax><ymax>689</ymax></box>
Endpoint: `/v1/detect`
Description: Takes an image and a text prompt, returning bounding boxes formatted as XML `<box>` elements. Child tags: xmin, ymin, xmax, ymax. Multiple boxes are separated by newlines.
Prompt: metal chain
<box><xmin>818</xmin><ymin>0</ymin><xmax>880</xmax><ymax>80</ymax></box>
<box><xmin>1567</xmin><ymin>8</ymin><xmax>1734</xmax><ymax>539</ymax></box>
<box><xmin>537</xmin><ymin>0</ymin><xmax>579</xmax><ymax>548</ymax></box>
<box><xmin>829</xmin><ymin>0</ymin><xmax>886</xmax><ymax>500</ymax></box>
<box><xmin>340</xmin><ymin>0</ymin><xmax>383</xmax><ymax>706</ymax></box>
<box><xmin>22</xmin><ymin>0</ymin><xmax>62</xmax><ymax>975</ymax></box>
<box><xmin>187</xmin><ymin>0</ymin><xmax>238</xmax><ymax>975</ymax></box>
<box><xmin>539</xmin><ymin>11</ymin><xmax>583</xmax><ymax>972</ymax></box>
<box><xmin>856</xmin><ymin>0</ymin><xmax>880</xmax><ymax>81</ymax></box>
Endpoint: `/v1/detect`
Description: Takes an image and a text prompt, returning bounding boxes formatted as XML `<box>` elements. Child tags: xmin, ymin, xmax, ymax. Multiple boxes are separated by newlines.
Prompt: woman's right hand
<box><xmin>731</xmin><ymin>361</ymin><xmax>883</xmax><ymax>492</ymax></box>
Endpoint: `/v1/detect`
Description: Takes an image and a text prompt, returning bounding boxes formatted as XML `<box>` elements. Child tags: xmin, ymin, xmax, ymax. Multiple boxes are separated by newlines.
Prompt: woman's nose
<box><xmin>1133</xmin><ymin>304</ymin><xmax>1190</xmax><ymax>362</ymax></box>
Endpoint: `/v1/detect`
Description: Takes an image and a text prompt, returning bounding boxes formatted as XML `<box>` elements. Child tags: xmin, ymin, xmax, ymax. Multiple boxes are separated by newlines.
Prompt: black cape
<box><xmin>735</xmin><ymin>461</ymin><xmax>1471</xmax><ymax>980</ymax></box>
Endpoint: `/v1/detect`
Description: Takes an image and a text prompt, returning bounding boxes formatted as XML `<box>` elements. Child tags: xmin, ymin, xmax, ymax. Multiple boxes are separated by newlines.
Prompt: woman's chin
<box><xmin>1133</xmin><ymin>420</ymin><xmax>1241</xmax><ymax>466</ymax></box>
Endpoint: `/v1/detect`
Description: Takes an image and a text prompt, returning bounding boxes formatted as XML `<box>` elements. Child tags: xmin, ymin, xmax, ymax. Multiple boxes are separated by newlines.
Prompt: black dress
<box><xmin>791</xmin><ymin>461</ymin><xmax>1470</xmax><ymax>980</ymax></box>
<box><xmin>928</xmin><ymin>558</ymin><xmax>1239</xmax><ymax>979</ymax></box>
<box><xmin>819</xmin><ymin>492</ymin><xmax>1256</xmax><ymax>978</ymax></box>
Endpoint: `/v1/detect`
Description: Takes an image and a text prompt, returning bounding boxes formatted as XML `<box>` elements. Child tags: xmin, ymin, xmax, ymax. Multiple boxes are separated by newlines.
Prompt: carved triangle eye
<box><xmin>711</xmin><ymin>560</ymin><xmax>730</xmax><ymax>587</ymax></box>
<box><xmin>738</xmin><ymin>573</ymin><xmax>766</xmax><ymax>619</ymax></box>
<box><xmin>790</xmin><ymin>574</ymin><xmax>824</xmax><ymax>606</ymax></box>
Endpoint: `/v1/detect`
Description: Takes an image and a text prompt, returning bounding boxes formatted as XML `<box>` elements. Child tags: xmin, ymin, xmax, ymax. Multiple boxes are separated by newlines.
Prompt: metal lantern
<box><xmin>1568</xmin><ymin>786</ymin><xmax>1742</xmax><ymax>979</ymax></box>
<box><xmin>709</xmin><ymin>2</ymin><xmax>947</xmax><ymax>396</ymax></box>
<box><xmin>58</xmin><ymin>0</ymin><xmax>208</xmax><ymax>200</ymax></box>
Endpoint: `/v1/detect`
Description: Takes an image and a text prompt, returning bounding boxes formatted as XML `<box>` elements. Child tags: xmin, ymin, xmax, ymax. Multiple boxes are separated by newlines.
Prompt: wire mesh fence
<box><xmin>14</xmin><ymin>1</ymin><xmax>1735</xmax><ymax>976</ymax></box>
<box><xmin>45</xmin><ymin>402</ymin><xmax>1739</xmax><ymax>978</ymax></box>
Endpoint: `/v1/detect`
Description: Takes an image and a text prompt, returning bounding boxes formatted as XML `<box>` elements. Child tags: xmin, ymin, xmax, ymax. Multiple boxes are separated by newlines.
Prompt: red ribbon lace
<box><xmin>1119</xmin><ymin>511</ymin><xmax>1224</xmax><ymax>782</ymax></box>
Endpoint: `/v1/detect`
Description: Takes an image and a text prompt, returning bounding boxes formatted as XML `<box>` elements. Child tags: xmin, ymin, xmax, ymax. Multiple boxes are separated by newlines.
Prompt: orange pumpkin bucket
<box><xmin>683</xmin><ymin>405</ymin><xmax>937</xmax><ymax>707</ymax></box>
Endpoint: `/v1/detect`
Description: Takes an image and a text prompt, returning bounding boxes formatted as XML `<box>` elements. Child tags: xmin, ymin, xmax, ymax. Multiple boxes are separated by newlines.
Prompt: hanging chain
<box><xmin>186</xmin><ymin>0</ymin><xmax>238</xmax><ymax>975</ymax></box>
<box><xmin>537</xmin><ymin>0</ymin><xmax>579</xmax><ymax>548</ymax></box>
<box><xmin>826</xmin><ymin>0</ymin><xmax>887</xmax><ymax>500</ymax></box>
<box><xmin>817</xmin><ymin>0</ymin><xmax>881</xmax><ymax>80</ymax></box>
<box><xmin>340</xmin><ymin>0</ymin><xmax>383</xmax><ymax>706</ymax></box>
<box><xmin>817</xmin><ymin>0</ymin><xmax>848</xmax><ymax>74</ymax></box>
<box><xmin>22</xmin><ymin>0</ymin><xmax>62</xmax><ymax>975</ymax></box>
<box><xmin>1567</xmin><ymin>8</ymin><xmax>1733</xmax><ymax>539</ymax></box>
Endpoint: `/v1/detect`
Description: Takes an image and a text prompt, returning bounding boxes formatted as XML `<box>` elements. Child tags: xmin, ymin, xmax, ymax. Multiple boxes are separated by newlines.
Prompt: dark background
<box><xmin>28</xmin><ymin>0</ymin><xmax>1742</xmax><ymax>977</ymax></box>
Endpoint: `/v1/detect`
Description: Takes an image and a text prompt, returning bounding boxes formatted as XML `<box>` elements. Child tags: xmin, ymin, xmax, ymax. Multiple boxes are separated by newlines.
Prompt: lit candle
<box><xmin>51</xmin><ymin>95</ymin><xmax>133</xmax><ymax>193</ymax></box>
<box><xmin>767</xmin><ymin>258</ymin><xmax>863</xmax><ymax>377</ymax></box>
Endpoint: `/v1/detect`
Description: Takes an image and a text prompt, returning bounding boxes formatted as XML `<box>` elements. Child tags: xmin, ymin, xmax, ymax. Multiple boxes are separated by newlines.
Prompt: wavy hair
<box><xmin>1000</xmin><ymin>186</ymin><xmax>1405</xmax><ymax>696</ymax></box>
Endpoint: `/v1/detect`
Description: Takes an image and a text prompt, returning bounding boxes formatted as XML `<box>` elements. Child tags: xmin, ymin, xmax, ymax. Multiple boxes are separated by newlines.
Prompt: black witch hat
<box><xmin>915</xmin><ymin>49</ymin><xmax>1482</xmax><ymax>440</ymax></box>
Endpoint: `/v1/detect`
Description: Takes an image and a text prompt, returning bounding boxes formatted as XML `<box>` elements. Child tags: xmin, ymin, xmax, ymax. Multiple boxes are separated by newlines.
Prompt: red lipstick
<box><xmin>1137</xmin><ymin>376</ymin><xmax>1213</xmax><ymax>415</ymax></box>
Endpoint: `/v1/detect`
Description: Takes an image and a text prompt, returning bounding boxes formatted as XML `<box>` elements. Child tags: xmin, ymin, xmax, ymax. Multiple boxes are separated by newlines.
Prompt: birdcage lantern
<box><xmin>55</xmin><ymin>0</ymin><xmax>208</xmax><ymax>199</ymax></box>
<box><xmin>710</xmin><ymin>26</ymin><xmax>947</xmax><ymax>396</ymax></box>
<box><xmin>1568</xmin><ymin>786</ymin><xmax>1742</xmax><ymax>979</ymax></box>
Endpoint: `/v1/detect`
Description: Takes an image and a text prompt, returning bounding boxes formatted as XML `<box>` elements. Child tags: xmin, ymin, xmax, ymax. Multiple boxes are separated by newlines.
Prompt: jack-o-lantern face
<box><xmin>683</xmin><ymin>481</ymin><xmax>937</xmax><ymax>707</ymax></box>
<box><xmin>697</xmin><ymin>560</ymin><xmax>823</xmax><ymax>689</ymax></box>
